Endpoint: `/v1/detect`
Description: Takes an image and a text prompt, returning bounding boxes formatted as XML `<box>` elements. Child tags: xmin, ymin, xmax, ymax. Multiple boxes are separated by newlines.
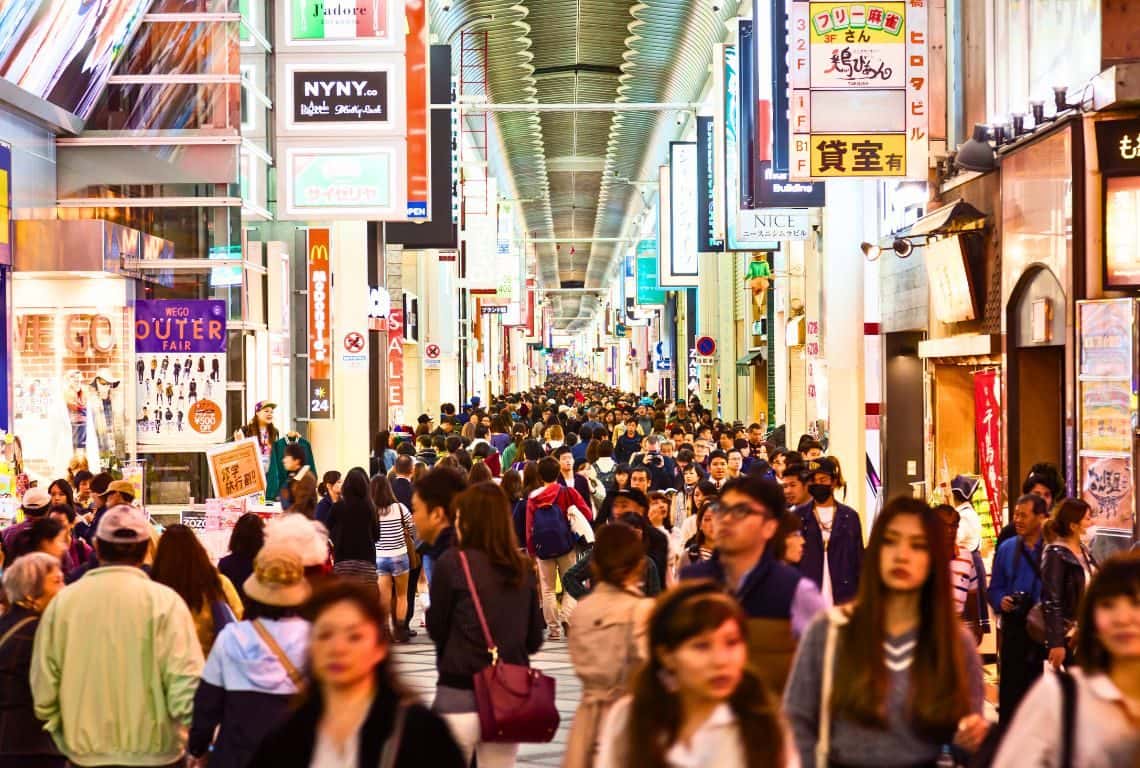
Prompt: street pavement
<box><xmin>392</xmin><ymin>627</ymin><xmax>579</xmax><ymax>768</ymax></box>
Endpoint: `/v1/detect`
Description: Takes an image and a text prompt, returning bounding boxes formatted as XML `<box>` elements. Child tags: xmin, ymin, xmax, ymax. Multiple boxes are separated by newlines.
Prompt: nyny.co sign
<box><xmin>292</xmin><ymin>70</ymin><xmax>388</xmax><ymax>124</ymax></box>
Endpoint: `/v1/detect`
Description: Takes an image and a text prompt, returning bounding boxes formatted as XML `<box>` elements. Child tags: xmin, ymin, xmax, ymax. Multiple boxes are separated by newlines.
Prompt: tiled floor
<box><xmin>392</xmin><ymin>623</ymin><xmax>579</xmax><ymax>768</ymax></box>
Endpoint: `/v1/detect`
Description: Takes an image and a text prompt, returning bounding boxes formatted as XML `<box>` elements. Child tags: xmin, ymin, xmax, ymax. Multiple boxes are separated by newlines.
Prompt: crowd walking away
<box><xmin>0</xmin><ymin>373</ymin><xmax>1138</xmax><ymax>768</ymax></box>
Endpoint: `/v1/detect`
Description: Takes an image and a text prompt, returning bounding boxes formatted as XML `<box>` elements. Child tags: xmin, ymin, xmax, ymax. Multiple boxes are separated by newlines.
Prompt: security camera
<box><xmin>676</xmin><ymin>112</ymin><xmax>685</xmax><ymax>126</ymax></box>
<box><xmin>711</xmin><ymin>1</ymin><xmax>722</xmax><ymax>12</ymax></box>
<box><xmin>442</xmin><ymin>0</ymin><xmax>451</xmax><ymax>10</ymax></box>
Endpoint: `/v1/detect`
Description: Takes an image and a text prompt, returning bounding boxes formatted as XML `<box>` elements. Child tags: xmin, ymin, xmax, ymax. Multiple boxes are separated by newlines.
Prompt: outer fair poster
<box><xmin>134</xmin><ymin>300</ymin><xmax>227</xmax><ymax>446</ymax></box>
<box><xmin>1080</xmin><ymin>454</ymin><xmax>1135</xmax><ymax>533</ymax></box>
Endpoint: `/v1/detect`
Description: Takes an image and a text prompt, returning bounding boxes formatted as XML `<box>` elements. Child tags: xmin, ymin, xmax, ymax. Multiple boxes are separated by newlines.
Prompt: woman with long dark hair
<box><xmin>152</xmin><ymin>524</ymin><xmax>245</xmax><ymax>655</ymax></box>
<box><xmin>218</xmin><ymin>513</ymin><xmax>265</xmax><ymax>609</ymax></box>
<box><xmin>1042</xmin><ymin>497</ymin><xmax>1100</xmax><ymax>669</ymax></box>
<box><xmin>427</xmin><ymin>482</ymin><xmax>544</xmax><ymax>768</ymax></box>
<box><xmin>327</xmin><ymin>467</ymin><xmax>380</xmax><ymax>600</ymax></box>
<box><xmin>371</xmin><ymin>473</ymin><xmax>416</xmax><ymax>643</ymax></box>
<box><xmin>248</xmin><ymin>582</ymin><xmax>465</xmax><ymax>768</ymax></box>
<box><xmin>681</xmin><ymin>502</ymin><xmax>717</xmax><ymax>567</ymax></box>
<box><xmin>783</xmin><ymin>497</ymin><xmax>987</xmax><ymax>767</ymax></box>
<box><xmin>596</xmin><ymin>581</ymin><xmax>794</xmax><ymax>768</ymax></box>
<box><xmin>993</xmin><ymin>552</ymin><xmax>1140</xmax><ymax>767</ymax></box>
<box><xmin>371</xmin><ymin>430</ymin><xmax>397</xmax><ymax>477</ymax></box>
<box><xmin>315</xmin><ymin>470</ymin><xmax>342</xmax><ymax>525</ymax></box>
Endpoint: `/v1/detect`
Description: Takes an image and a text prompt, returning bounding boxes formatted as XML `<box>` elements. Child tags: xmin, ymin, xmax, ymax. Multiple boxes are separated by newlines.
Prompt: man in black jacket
<box><xmin>411</xmin><ymin>466</ymin><xmax>468</xmax><ymax>622</ymax></box>
<box><xmin>634</xmin><ymin>434</ymin><xmax>680</xmax><ymax>491</ymax></box>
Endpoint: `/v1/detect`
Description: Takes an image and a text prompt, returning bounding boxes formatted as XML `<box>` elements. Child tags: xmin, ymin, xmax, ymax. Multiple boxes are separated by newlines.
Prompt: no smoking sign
<box><xmin>425</xmin><ymin>343</ymin><xmax>441</xmax><ymax>359</ymax></box>
<box><xmin>341</xmin><ymin>331</ymin><xmax>367</xmax><ymax>369</ymax></box>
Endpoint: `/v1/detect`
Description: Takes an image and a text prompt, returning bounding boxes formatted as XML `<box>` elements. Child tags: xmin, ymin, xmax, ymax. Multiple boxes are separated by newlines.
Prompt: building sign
<box><xmin>1081</xmin><ymin>454</ymin><xmax>1135</xmax><ymax>533</ymax></box>
<box><xmin>925</xmin><ymin>235</ymin><xmax>976</xmax><ymax>323</ymax></box>
<box><xmin>404</xmin><ymin>0</ymin><xmax>429</xmax><ymax>219</ymax></box>
<box><xmin>737</xmin><ymin>208</ymin><xmax>810</xmax><ymax>241</ymax></box>
<box><xmin>0</xmin><ymin>144</ymin><xmax>10</xmax><ymax>266</ymax></box>
<box><xmin>134</xmin><ymin>300</ymin><xmax>227</xmax><ymax>446</ymax></box>
<box><xmin>286</xmin><ymin>0</ymin><xmax>399</xmax><ymax>46</ymax></box>
<box><xmin>1094</xmin><ymin>117</ymin><xmax>1140</xmax><ymax>175</ymax></box>
<box><xmin>636</xmin><ymin>240</ymin><xmax>668</xmax><ymax>305</ymax></box>
<box><xmin>1078</xmin><ymin>300</ymin><xmax>1133</xmax><ymax>379</ymax></box>
<box><xmin>664</xmin><ymin>142</ymin><xmax>699</xmax><ymax>287</ymax></box>
<box><xmin>207</xmin><ymin>438</ymin><xmax>267</xmax><ymax>500</ymax></box>
<box><xmin>284</xmin><ymin>146</ymin><xmax>399</xmax><ymax>219</ymax></box>
<box><xmin>1104</xmin><ymin>175</ymin><xmax>1140</xmax><ymax>288</ymax></box>
<box><xmin>789</xmin><ymin>1</ymin><xmax>928</xmax><ymax>180</ymax></box>
<box><xmin>724</xmin><ymin>43</ymin><xmax>780</xmax><ymax>251</ymax></box>
<box><xmin>387</xmin><ymin>306</ymin><xmax>405</xmax><ymax>416</ymax></box>
<box><xmin>697</xmin><ymin>116</ymin><xmax>725</xmax><ymax>251</ymax></box>
<box><xmin>481</xmin><ymin>304</ymin><xmax>508</xmax><ymax>315</ymax></box>
<box><xmin>973</xmin><ymin>369</ymin><xmax>1003</xmax><ymax>530</ymax></box>
<box><xmin>307</xmin><ymin>228</ymin><xmax>332</xmax><ymax>419</ymax></box>
<box><xmin>291</xmin><ymin>70</ymin><xmax>388</xmax><ymax>124</ymax></box>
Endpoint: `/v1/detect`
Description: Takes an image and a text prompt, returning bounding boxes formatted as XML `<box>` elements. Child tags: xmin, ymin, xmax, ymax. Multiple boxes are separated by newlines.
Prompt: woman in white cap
<box><xmin>187</xmin><ymin>541</ymin><xmax>312</xmax><ymax>768</ymax></box>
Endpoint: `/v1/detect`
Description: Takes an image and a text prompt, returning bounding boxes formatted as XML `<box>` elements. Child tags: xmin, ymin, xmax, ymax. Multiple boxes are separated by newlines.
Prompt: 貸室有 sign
<box><xmin>788</xmin><ymin>1</ymin><xmax>928</xmax><ymax>180</ymax></box>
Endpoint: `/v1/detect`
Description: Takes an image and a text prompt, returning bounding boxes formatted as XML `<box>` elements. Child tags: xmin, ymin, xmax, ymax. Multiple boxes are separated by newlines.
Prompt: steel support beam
<box><xmin>431</xmin><ymin>101</ymin><xmax>700</xmax><ymax>112</ymax></box>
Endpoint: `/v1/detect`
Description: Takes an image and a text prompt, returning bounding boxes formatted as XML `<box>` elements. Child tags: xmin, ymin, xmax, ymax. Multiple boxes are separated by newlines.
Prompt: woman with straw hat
<box><xmin>187</xmin><ymin>541</ymin><xmax>312</xmax><ymax>768</ymax></box>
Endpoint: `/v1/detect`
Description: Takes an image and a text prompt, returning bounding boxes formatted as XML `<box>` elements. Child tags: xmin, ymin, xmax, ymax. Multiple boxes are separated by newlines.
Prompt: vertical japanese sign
<box><xmin>636</xmin><ymin>240</ymin><xmax>667</xmax><ymax>306</ymax></box>
<box><xmin>404</xmin><ymin>0</ymin><xmax>429</xmax><ymax>219</ymax></box>
<box><xmin>307</xmin><ymin>228</ymin><xmax>332</xmax><ymax>419</ymax></box>
<box><xmin>788</xmin><ymin>1</ymin><xmax>928</xmax><ymax>180</ymax></box>
<box><xmin>973</xmin><ymin>369</ymin><xmax>1003</xmax><ymax>531</ymax></box>
<box><xmin>696</xmin><ymin>116</ymin><xmax>725</xmax><ymax>251</ymax></box>
<box><xmin>724</xmin><ymin>43</ymin><xmax>779</xmax><ymax>252</ymax></box>
<box><xmin>134</xmin><ymin>300</ymin><xmax>228</xmax><ymax>445</ymax></box>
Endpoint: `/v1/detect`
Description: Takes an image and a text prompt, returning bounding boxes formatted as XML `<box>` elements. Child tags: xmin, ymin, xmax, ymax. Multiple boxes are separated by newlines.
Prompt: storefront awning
<box><xmin>883</xmin><ymin>199</ymin><xmax>987</xmax><ymax>246</ymax></box>
<box><xmin>736</xmin><ymin>349</ymin><xmax>765</xmax><ymax>376</ymax></box>
<box><xmin>918</xmin><ymin>334</ymin><xmax>1000</xmax><ymax>359</ymax></box>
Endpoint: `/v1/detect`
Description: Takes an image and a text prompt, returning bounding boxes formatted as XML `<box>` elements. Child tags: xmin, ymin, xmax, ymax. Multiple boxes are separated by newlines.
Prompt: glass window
<box><xmin>990</xmin><ymin>0</ymin><xmax>1100</xmax><ymax>123</ymax></box>
<box><xmin>141</xmin><ymin>452</ymin><xmax>212</xmax><ymax>506</ymax></box>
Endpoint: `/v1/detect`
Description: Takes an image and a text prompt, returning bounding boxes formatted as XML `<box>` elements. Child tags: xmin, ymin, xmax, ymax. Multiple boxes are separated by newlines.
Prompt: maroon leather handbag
<box><xmin>457</xmin><ymin>551</ymin><xmax>561</xmax><ymax>743</ymax></box>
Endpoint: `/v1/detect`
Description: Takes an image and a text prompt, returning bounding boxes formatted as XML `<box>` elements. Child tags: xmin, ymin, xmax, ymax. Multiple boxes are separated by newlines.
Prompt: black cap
<box><xmin>804</xmin><ymin>457</ymin><xmax>838</xmax><ymax>479</ymax></box>
<box><xmin>417</xmin><ymin>414</ymin><xmax>432</xmax><ymax>424</ymax></box>
<box><xmin>614</xmin><ymin>488</ymin><xmax>649</xmax><ymax>511</ymax></box>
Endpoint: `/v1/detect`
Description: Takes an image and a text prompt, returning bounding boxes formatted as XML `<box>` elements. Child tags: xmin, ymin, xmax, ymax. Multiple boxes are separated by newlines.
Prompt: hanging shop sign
<box><xmin>284</xmin><ymin>0</ymin><xmax>403</xmax><ymax>49</ymax></box>
<box><xmin>724</xmin><ymin>43</ymin><xmax>779</xmax><ymax>251</ymax></box>
<box><xmin>1095</xmin><ymin>117</ymin><xmax>1140</xmax><ymax>175</ymax></box>
<box><xmin>134</xmin><ymin>300</ymin><xmax>227</xmax><ymax>446</ymax></box>
<box><xmin>307</xmin><ymin>228</ymin><xmax>332</xmax><ymax>419</ymax></box>
<box><xmin>290</xmin><ymin>69</ymin><xmax>389</xmax><ymax>125</ymax></box>
<box><xmin>0</xmin><ymin>143</ymin><xmax>10</xmax><ymax>266</ymax></box>
<box><xmin>788</xmin><ymin>1</ymin><xmax>928</xmax><ymax>180</ymax></box>
<box><xmin>1080</xmin><ymin>454</ymin><xmax>1135</xmax><ymax>533</ymax></box>
<box><xmin>925</xmin><ymin>235</ymin><xmax>976</xmax><ymax>323</ymax></box>
<box><xmin>636</xmin><ymin>240</ymin><xmax>668</xmax><ymax>305</ymax></box>
<box><xmin>697</xmin><ymin>116</ymin><xmax>725</xmax><ymax>252</ymax></box>
<box><xmin>736</xmin><ymin>208</ymin><xmax>810</xmax><ymax>241</ymax></box>
<box><xmin>972</xmin><ymin>369</ymin><xmax>1003</xmax><ymax>528</ymax></box>
<box><xmin>663</xmin><ymin>142</ymin><xmax>699</xmax><ymax>287</ymax></box>
<box><xmin>207</xmin><ymin>438</ymin><xmax>267</xmax><ymax>500</ymax></box>
<box><xmin>1104</xmin><ymin>175</ymin><xmax>1140</xmax><ymax>288</ymax></box>
<box><xmin>387</xmin><ymin>307</ymin><xmax>405</xmax><ymax>415</ymax></box>
<box><xmin>282</xmin><ymin>145</ymin><xmax>402</xmax><ymax>219</ymax></box>
<box><xmin>404</xmin><ymin>0</ymin><xmax>429</xmax><ymax>219</ymax></box>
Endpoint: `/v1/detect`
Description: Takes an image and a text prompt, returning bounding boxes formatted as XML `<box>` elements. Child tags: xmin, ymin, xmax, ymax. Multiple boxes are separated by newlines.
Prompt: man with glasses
<box><xmin>681</xmin><ymin>475</ymin><xmax>825</xmax><ymax>692</ymax></box>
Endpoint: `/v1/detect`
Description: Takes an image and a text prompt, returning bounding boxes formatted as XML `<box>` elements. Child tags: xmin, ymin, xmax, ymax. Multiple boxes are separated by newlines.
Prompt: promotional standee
<box><xmin>134</xmin><ymin>300</ymin><xmax>228</xmax><ymax>445</ymax></box>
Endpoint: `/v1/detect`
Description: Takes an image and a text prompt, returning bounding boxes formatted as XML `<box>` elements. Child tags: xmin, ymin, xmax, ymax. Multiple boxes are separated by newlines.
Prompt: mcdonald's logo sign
<box><xmin>307</xmin><ymin>228</ymin><xmax>332</xmax><ymax>418</ymax></box>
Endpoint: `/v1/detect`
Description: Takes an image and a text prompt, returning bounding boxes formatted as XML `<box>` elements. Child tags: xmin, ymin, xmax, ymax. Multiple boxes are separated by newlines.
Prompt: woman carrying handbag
<box><xmin>427</xmin><ymin>482</ymin><xmax>550</xmax><ymax>768</ymax></box>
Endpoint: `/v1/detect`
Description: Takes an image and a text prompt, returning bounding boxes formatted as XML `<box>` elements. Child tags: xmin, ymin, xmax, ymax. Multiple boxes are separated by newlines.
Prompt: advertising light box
<box><xmin>284</xmin><ymin>0</ymin><xmax>404</xmax><ymax>51</ymax></box>
<box><xmin>279</xmin><ymin>143</ymin><xmax>406</xmax><ymax>220</ymax></box>
<box><xmin>279</xmin><ymin>56</ymin><xmax>407</xmax><ymax>136</ymax></box>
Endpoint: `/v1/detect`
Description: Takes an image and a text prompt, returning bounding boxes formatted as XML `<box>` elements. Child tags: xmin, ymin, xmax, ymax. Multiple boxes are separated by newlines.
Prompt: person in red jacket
<box><xmin>525</xmin><ymin>457</ymin><xmax>591</xmax><ymax>640</ymax></box>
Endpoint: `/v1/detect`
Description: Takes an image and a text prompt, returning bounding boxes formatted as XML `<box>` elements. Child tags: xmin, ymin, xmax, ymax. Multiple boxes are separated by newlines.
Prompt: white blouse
<box><xmin>309</xmin><ymin>727</ymin><xmax>360</xmax><ymax>768</ymax></box>
<box><xmin>597</xmin><ymin>696</ymin><xmax>800</xmax><ymax>768</ymax></box>
<box><xmin>993</xmin><ymin>669</ymin><xmax>1140</xmax><ymax>768</ymax></box>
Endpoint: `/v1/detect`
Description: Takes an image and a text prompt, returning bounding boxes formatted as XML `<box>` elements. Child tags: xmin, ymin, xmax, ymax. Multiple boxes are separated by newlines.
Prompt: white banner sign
<box><xmin>736</xmin><ymin>209</ymin><xmax>811</xmax><ymax>241</ymax></box>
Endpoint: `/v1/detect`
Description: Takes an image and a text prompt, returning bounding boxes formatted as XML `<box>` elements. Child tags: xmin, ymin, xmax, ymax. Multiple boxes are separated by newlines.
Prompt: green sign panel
<box><xmin>290</xmin><ymin>0</ymin><xmax>388</xmax><ymax>42</ymax></box>
<box><xmin>289</xmin><ymin>150</ymin><xmax>392</xmax><ymax>213</ymax></box>
<box><xmin>635</xmin><ymin>240</ymin><xmax>667</xmax><ymax>306</ymax></box>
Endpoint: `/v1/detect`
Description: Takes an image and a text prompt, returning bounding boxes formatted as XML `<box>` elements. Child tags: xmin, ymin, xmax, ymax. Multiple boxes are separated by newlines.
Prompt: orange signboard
<box><xmin>207</xmin><ymin>438</ymin><xmax>267</xmax><ymax>500</ymax></box>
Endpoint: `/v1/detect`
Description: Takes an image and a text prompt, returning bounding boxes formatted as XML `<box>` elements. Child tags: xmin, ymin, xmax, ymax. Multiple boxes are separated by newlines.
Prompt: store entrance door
<box><xmin>1012</xmin><ymin>345</ymin><xmax>1064</xmax><ymax>488</ymax></box>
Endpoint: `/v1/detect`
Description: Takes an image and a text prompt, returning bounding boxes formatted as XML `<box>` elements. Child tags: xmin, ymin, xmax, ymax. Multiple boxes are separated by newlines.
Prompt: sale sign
<box><xmin>134</xmin><ymin>300</ymin><xmax>227</xmax><ymax>445</ymax></box>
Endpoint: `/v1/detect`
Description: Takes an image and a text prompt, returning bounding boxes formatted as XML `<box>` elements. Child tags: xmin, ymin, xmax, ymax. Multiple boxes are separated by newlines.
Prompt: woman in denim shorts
<box><xmin>371</xmin><ymin>474</ymin><xmax>417</xmax><ymax>643</ymax></box>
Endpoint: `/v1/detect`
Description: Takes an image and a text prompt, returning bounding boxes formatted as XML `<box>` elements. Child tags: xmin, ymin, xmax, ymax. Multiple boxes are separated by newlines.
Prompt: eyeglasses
<box><xmin>710</xmin><ymin>502</ymin><xmax>767</xmax><ymax>520</ymax></box>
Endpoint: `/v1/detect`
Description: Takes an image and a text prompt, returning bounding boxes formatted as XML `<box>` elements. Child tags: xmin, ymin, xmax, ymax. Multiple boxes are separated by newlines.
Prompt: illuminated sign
<box><xmin>282</xmin><ymin>145</ymin><xmax>401</xmax><ymax>219</ymax></box>
<box><xmin>664</xmin><ymin>141</ymin><xmax>699</xmax><ymax>287</ymax></box>
<box><xmin>307</xmin><ymin>229</ymin><xmax>332</xmax><ymax>419</ymax></box>
<box><xmin>636</xmin><ymin>240</ymin><xmax>667</xmax><ymax>305</ymax></box>
<box><xmin>724</xmin><ymin>44</ymin><xmax>779</xmax><ymax>251</ymax></box>
<box><xmin>788</xmin><ymin>1</ymin><xmax>928</xmax><ymax>180</ymax></box>
<box><xmin>736</xmin><ymin>209</ymin><xmax>811</xmax><ymax>241</ymax></box>
<box><xmin>285</xmin><ymin>0</ymin><xmax>402</xmax><ymax>48</ymax></box>
<box><xmin>292</xmin><ymin>70</ymin><xmax>388</xmax><ymax>124</ymax></box>
<box><xmin>0</xmin><ymin>144</ymin><xmax>9</xmax><ymax>266</ymax></box>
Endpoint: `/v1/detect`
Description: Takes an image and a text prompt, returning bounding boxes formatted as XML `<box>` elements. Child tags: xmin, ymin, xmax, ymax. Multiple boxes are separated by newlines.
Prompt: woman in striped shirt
<box><xmin>370</xmin><ymin>474</ymin><xmax>417</xmax><ymax>643</ymax></box>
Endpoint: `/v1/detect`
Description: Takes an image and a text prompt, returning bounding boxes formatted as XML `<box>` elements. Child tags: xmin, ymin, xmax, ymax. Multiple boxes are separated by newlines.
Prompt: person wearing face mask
<box><xmin>1041</xmin><ymin>498</ymin><xmax>1099</xmax><ymax>670</ymax></box>
<box><xmin>794</xmin><ymin>458</ymin><xmax>864</xmax><ymax>606</ymax></box>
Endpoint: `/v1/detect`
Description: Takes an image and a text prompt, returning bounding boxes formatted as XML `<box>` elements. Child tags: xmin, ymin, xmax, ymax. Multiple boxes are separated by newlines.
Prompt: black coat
<box><xmin>426</xmin><ymin>547</ymin><xmax>544</xmax><ymax>690</ymax></box>
<box><xmin>391</xmin><ymin>476</ymin><xmax>414</xmax><ymax>510</ymax></box>
<box><xmin>247</xmin><ymin>684</ymin><xmax>464</xmax><ymax>768</ymax></box>
<box><xmin>1041</xmin><ymin>543</ymin><xmax>1098</xmax><ymax>649</ymax></box>
<box><xmin>0</xmin><ymin>606</ymin><xmax>65</xmax><ymax>765</ymax></box>
<box><xmin>328</xmin><ymin>497</ymin><xmax>380</xmax><ymax>564</ymax></box>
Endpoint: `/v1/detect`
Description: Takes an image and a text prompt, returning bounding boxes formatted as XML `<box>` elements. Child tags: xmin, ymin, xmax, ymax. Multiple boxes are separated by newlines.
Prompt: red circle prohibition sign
<box><xmin>344</xmin><ymin>332</ymin><xmax>366</xmax><ymax>353</ymax></box>
<box><xmin>425</xmin><ymin>344</ymin><xmax>441</xmax><ymax>359</ymax></box>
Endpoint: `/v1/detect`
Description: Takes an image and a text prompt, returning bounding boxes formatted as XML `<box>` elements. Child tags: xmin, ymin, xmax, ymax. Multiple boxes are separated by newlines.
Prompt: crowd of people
<box><xmin>0</xmin><ymin>373</ymin><xmax>1136</xmax><ymax>768</ymax></box>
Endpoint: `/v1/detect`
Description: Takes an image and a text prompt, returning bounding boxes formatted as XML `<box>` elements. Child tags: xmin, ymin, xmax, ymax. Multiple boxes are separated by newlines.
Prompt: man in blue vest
<box><xmin>681</xmin><ymin>475</ymin><xmax>824</xmax><ymax>693</ymax></box>
<box><xmin>794</xmin><ymin>457</ymin><xmax>863</xmax><ymax>605</ymax></box>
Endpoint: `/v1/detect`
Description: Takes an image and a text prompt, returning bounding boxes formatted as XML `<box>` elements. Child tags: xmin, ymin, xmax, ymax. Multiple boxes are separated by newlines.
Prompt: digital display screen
<box><xmin>0</xmin><ymin>0</ymin><xmax>150</xmax><ymax>120</ymax></box>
